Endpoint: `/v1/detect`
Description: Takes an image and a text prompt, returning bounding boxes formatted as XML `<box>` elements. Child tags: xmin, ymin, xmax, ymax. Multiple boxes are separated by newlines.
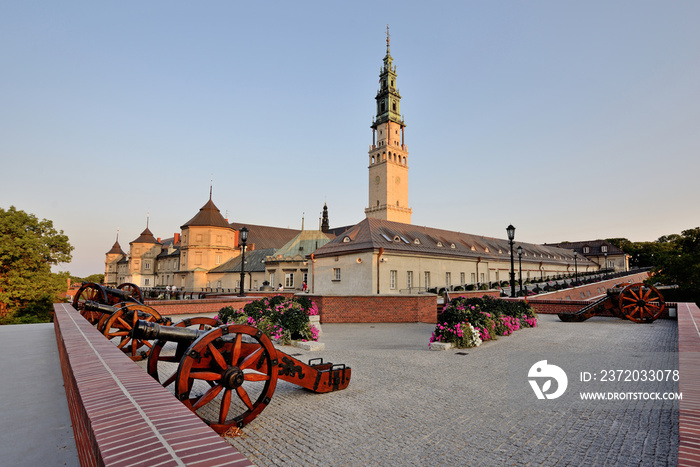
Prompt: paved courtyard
<box><xmin>213</xmin><ymin>314</ymin><xmax>678</xmax><ymax>466</ymax></box>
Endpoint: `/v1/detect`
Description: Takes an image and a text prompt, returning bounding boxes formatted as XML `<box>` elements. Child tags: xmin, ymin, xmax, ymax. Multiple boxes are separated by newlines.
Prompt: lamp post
<box><xmin>574</xmin><ymin>251</ymin><xmax>578</xmax><ymax>284</ymax></box>
<box><xmin>506</xmin><ymin>224</ymin><xmax>516</xmax><ymax>298</ymax></box>
<box><xmin>238</xmin><ymin>226</ymin><xmax>249</xmax><ymax>297</ymax></box>
<box><xmin>517</xmin><ymin>245</ymin><xmax>523</xmax><ymax>297</ymax></box>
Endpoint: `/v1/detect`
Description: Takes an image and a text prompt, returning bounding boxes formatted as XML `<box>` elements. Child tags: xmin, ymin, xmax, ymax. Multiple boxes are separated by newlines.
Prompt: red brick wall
<box><xmin>144</xmin><ymin>293</ymin><xmax>296</xmax><ymax>316</ymax></box>
<box><xmin>53</xmin><ymin>303</ymin><xmax>252</xmax><ymax>466</ymax></box>
<box><xmin>311</xmin><ymin>295</ymin><xmax>436</xmax><ymax>323</ymax></box>
<box><xmin>527</xmin><ymin>272</ymin><xmax>650</xmax><ymax>302</ymax></box>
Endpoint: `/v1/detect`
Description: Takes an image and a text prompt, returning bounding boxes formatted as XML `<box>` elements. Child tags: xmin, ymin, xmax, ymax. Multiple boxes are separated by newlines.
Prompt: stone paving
<box><xmin>218</xmin><ymin>315</ymin><xmax>678</xmax><ymax>466</ymax></box>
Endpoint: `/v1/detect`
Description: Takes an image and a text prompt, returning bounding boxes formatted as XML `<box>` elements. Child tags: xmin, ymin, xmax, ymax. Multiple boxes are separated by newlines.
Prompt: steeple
<box><xmin>373</xmin><ymin>25</ymin><xmax>404</xmax><ymax>128</ymax></box>
<box><xmin>321</xmin><ymin>203</ymin><xmax>330</xmax><ymax>233</ymax></box>
<box><xmin>366</xmin><ymin>27</ymin><xmax>412</xmax><ymax>224</ymax></box>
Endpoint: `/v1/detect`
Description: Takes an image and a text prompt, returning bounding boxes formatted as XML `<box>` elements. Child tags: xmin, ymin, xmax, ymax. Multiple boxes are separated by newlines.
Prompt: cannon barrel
<box><xmin>104</xmin><ymin>287</ymin><xmax>139</xmax><ymax>301</ymax></box>
<box><xmin>132</xmin><ymin>320</ymin><xmax>207</xmax><ymax>344</ymax></box>
<box><xmin>83</xmin><ymin>300</ymin><xmax>118</xmax><ymax>314</ymax></box>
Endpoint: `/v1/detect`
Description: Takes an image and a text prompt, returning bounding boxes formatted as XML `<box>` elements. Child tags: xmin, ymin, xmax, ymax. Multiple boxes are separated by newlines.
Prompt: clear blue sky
<box><xmin>2</xmin><ymin>1</ymin><xmax>699</xmax><ymax>277</ymax></box>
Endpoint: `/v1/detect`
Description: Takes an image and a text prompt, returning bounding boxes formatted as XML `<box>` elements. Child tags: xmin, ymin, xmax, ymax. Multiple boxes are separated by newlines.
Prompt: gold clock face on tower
<box><xmin>375</xmin><ymin>176</ymin><xmax>381</xmax><ymax>185</ymax></box>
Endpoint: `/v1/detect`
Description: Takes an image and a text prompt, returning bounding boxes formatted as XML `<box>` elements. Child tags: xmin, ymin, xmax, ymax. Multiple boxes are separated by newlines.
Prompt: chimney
<box><xmin>174</xmin><ymin>233</ymin><xmax>181</xmax><ymax>244</ymax></box>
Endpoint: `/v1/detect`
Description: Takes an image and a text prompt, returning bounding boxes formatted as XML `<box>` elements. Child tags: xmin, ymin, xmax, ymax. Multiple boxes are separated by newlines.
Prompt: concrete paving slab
<box><xmin>0</xmin><ymin>323</ymin><xmax>79</xmax><ymax>466</ymax></box>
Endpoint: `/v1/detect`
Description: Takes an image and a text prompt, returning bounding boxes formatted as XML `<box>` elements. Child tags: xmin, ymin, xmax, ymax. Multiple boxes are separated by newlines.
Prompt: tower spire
<box><xmin>386</xmin><ymin>24</ymin><xmax>390</xmax><ymax>55</ymax></box>
<box><xmin>209</xmin><ymin>174</ymin><xmax>213</xmax><ymax>200</ymax></box>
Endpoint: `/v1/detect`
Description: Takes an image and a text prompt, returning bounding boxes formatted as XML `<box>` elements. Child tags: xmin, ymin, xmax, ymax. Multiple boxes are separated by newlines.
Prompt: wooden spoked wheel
<box><xmin>618</xmin><ymin>283</ymin><xmax>665</xmax><ymax>323</ymax></box>
<box><xmin>102</xmin><ymin>304</ymin><xmax>164</xmax><ymax>361</ymax></box>
<box><xmin>73</xmin><ymin>283</ymin><xmax>108</xmax><ymax>324</ymax></box>
<box><xmin>147</xmin><ymin>317</ymin><xmax>223</xmax><ymax>388</ymax></box>
<box><xmin>115</xmin><ymin>282</ymin><xmax>143</xmax><ymax>304</ymax></box>
<box><xmin>175</xmin><ymin>324</ymin><xmax>278</xmax><ymax>432</ymax></box>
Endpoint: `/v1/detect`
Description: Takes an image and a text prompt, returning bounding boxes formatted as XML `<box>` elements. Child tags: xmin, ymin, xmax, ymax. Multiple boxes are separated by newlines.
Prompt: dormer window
<box><xmin>450</xmin><ymin>243</ymin><xmax>456</xmax><ymax>249</ymax></box>
<box><xmin>601</xmin><ymin>245</ymin><xmax>608</xmax><ymax>253</ymax></box>
<box><xmin>343</xmin><ymin>236</ymin><xmax>351</xmax><ymax>243</ymax></box>
<box><xmin>436</xmin><ymin>241</ymin><xmax>443</xmax><ymax>247</ymax></box>
<box><xmin>414</xmin><ymin>238</ymin><xmax>421</xmax><ymax>245</ymax></box>
<box><xmin>583</xmin><ymin>247</ymin><xmax>590</xmax><ymax>254</ymax></box>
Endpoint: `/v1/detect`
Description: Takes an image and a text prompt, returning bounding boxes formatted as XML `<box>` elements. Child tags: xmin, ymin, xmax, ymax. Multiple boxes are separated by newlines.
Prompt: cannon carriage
<box><xmin>73</xmin><ymin>282</ymin><xmax>144</xmax><ymax>324</ymax></box>
<box><xmin>132</xmin><ymin>319</ymin><xmax>351</xmax><ymax>432</ymax></box>
<box><xmin>558</xmin><ymin>282</ymin><xmax>666</xmax><ymax>323</ymax></box>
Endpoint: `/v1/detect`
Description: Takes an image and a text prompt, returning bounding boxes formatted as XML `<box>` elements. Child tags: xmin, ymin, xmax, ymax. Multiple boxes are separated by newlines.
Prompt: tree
<box><xmin>0</xmin><ymin>206</ymin><xmax>73</xmax><ymax>322</ymax></box>
<box><xmin>651</xmin><ymin>227</ymin><xmax>700</xmax><ymax>303</ymax></box>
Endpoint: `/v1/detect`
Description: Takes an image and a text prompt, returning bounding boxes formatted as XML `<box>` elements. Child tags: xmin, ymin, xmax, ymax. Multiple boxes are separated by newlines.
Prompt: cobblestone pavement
<box><xmin>150</xmin><ymin>315</ymin><xmax>679</xmax><ymax>466</ymax></box>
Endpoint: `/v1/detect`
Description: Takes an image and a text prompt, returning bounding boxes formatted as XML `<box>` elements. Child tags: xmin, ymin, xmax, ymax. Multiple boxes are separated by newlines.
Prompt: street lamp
<box><xmin>506</xmin><ymin>224</ymin><xmax>516</xmax><ymax>298</ymax></box>
<box><xmin>238</xmin><ymin>226</ymin><xmax>249</xmax><ymax>297</ymax></box>
<box><xmin>517</xmin><ymin>245</ymin><xmax>523</xmax><ymax>297</ymax></box>
<box><xmin>574</xmin><ymin>251</ymin><xmax>578</xmax><ymax>284</ymax></box>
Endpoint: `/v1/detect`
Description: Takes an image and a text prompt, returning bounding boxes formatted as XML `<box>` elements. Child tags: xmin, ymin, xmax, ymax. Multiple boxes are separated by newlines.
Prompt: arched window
<box><xmin>371</xmin><ymin>155</ymin><xmax>375</xmax><ymax>164</ymax></box>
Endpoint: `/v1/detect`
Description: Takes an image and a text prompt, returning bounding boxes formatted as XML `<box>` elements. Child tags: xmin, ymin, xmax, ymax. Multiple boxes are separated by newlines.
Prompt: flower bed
<box><xmin>217</xmin><ymin>295</ymin><xmax>320</xmax><ymax>345</ymax></box>
<box><xmin>430</xmin><ymin>296</ymin><xmax>537</xmax><ymax>349</ymax></box>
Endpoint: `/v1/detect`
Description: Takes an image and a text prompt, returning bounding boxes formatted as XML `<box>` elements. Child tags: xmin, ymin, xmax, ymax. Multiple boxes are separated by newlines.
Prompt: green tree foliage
<box><xmin>0</xmin><ymin>207</ymin><xmax>73</xmax><ymax>323</ymax></box>
<box><xmin>70</xmin><ymin>273</ymin><xmax>105</xmax><ymax>285</ymax></box>
<box><xmin>651</xmin><ymin>227</ymin><xmax>700</xmax><ymax>303</ymax></box>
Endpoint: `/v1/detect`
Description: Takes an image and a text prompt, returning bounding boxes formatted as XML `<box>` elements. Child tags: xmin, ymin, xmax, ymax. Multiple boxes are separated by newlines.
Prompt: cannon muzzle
<box><xmin>132</xmin><ymin>320</ymin><xmax>207</xmax><ymax>343</ymax></box>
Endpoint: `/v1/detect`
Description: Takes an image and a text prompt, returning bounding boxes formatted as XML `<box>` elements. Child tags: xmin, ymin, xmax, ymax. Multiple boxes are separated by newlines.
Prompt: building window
<box><xmin>145</xmin><ymin>262</ymin><xmax>150</xmax><ymax>270</ymax></box>
<box><xmin>445</xmin><ymin>272</ymin><xmax>451</xmax><ymax>287</ymax></box>
<box><xmin>217</xmin><ymin>281</ymin><xmax>222</xmax><ymax>288</ymax></box>
<box><xmin>407</xmin><ymin>271</ymin><xmax>413</xmax><ymax>289</ymax></box>
<box><xmin>480</xmin><ymin>273</ymin><xmax>485</xmax><ymax>283</ymax></box>
<box><xmin>195</xmin><ymin>253</ymin><xmax>202</xmax><ymax>266</ymax></box>
<box><xmin>601</xmin><ymin>245</ymin><xmax>608</xmax><ymax>253</ymax></box>
<box><xmin>285</xmin><ymin>273</ymin><xmax>294</xmax><ymax>288</ymax></box>
<box><xmin>424</xmin><ymin>271</ymin><xmax>430</xmax><ymax>289</ymax></box>
<box><xmin>583</xmin><ymin>247</ymin><xmax>590</xmax><ymax>254</ymax></box>
<box><xmin>460</xmin><ymin>272</ymin><xmax>465</xmax><ymax>284</ymax></box>
<box><xmin>144</xmin><ymin>278</ymin><xmax>150</xmax><ymax>286</ymax></box>
<box><xmin>471</xmin><ymin>273</ymin><xmax>476</xmax><ymax>284</ymax></box>
<box><xmin>216</xmin><ymin>255</ymin><xmax>222</xmax><ymax>265</ymax></box>
<box><xmin>269</xmin><ymin>272</ymin><xmax>275</xmax><ymax>286</ymax></box>
<box><xmin>196</xmin><ymin>234</ymin><xmax>203</xmax><ymax>242</ymax></box>
<box><xmin>333</xmin><ymin>268</ymin><xmax>341</xmax><ymax>281</ymax></box>
<box><xmin>390</xmin><ymin>270</ymin><xmax>397</xmax><ymax>289</ymax></box>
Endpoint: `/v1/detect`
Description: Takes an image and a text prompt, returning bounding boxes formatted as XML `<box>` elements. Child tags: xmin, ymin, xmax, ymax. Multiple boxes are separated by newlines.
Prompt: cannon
<box><xmin>558</xmin><ymin>282</ymin><xmax>665</xmax><ymax>323</ymax></box>
<box><xmin>132</xmin><ymin>320</ymin><xmax>352</xmax><ymax>432</ymax></box>
<box><xmin>73</xmin><ymin>282</ymin><xmax>144</xmax><ymax>324</ymax></box>
<box><xmin>81</xmin><ymin>301</ymin><xmax>167</xmax><ymax>360</ymax></box>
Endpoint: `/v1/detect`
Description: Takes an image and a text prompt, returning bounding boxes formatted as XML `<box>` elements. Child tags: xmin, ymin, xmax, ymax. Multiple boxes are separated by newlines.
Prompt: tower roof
<box><xmin>131</xmin><ymin>227</ymin><xmax>159</xmax><ymax>245</ymax></box>
<box><xmin>181</xmin><ymin>198</ymin><xmax>232</xmax><ymax>229</ymax></box>
<box><xmin>106</xmin><ymin>240</ymin><xmax>126</xmax><ymax>256</ymax></box>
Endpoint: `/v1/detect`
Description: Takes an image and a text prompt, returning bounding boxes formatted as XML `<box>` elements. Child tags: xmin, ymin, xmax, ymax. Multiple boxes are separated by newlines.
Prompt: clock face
<box><xmin>375</xmin><ymin>176</ymin><xmax>381</xmax><ymax>185</ymax></box>
<box><xmin>395</xmin><ymin>176</ymin><xmax>401</xmax><ymax>184</ymax></box>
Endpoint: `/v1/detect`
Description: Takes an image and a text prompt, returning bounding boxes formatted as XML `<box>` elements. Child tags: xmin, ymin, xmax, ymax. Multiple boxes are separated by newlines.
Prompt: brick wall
<box><xmin>311</xmin><ymin>294</ymin><xmax>436</xmax><ymax>323</ymax></box>
<box><xmin>144</xmin><ymin>293</ymin><xmax>296</xmax><ymax>316</ymax></box>
<box><xmin>53</xmin><ymin>303</ymin><xmax>252</xmax><ymax>466</ymax></box>
<box><xmin>527</xmin><ymin>271</ymin><xmax>650</xmax><ymax>302</ymax></box>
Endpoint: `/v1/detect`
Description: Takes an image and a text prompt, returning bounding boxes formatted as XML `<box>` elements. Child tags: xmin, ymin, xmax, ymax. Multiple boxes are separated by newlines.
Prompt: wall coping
<box><xmin>53</xmin><ymin>303</ymin><xmax>252</xmax><ymax>466</ymax></box>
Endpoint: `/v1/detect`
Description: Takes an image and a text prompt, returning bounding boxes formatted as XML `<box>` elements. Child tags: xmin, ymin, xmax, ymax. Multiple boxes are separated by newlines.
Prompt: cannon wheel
<box><xmin>175</xmin><ymin>324</ymin><xmax>278</xmax><ymax>433</ymax></box>
<box><xmin>116</xmin><ymin>282</ymin><xmax>143</xmax><ymax>304</ymax></box>
<box><xmin>618</xmin><ymin>283</ymin><xmax>665</xmax><ymax>323</ymax></box>
<box><xmin>73</xmin><ymin>283</ymin><xmax>108</xmax><ymax>324</ymax></box>
<box><xmin>147</xmin><ymin>317</ymin><xmax>223</xmax><ymax>388</ymax></box>
<box><xmin>102</xmin><ymin>304</ymin><xmax>164</xmax><ymax>361</ymax></box>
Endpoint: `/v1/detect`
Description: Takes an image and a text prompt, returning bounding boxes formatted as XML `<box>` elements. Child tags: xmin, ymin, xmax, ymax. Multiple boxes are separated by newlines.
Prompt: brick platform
<box><xmin>678</xmin><ymin>302</ymin><xmax>700</xmax><ymax>466</ymax></box>
<box><xmin>53</xmin><ymin>303</ymin><xmax>252</xmax><ymax>467</ymax></box>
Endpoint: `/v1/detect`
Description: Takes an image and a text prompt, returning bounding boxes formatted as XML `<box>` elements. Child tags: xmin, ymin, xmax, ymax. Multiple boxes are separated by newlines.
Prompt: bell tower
<box><xmin>365</xmin><ymin>26</ymin><xmax>412</xmax><ymax>224</ymax></box>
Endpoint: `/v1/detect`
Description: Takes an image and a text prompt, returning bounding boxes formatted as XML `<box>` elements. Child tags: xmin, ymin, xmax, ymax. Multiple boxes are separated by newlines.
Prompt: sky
<box><xmin>1</xmin><ymin>1</ymin><xmax>699</xmax><ymax>277</ymax></box>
